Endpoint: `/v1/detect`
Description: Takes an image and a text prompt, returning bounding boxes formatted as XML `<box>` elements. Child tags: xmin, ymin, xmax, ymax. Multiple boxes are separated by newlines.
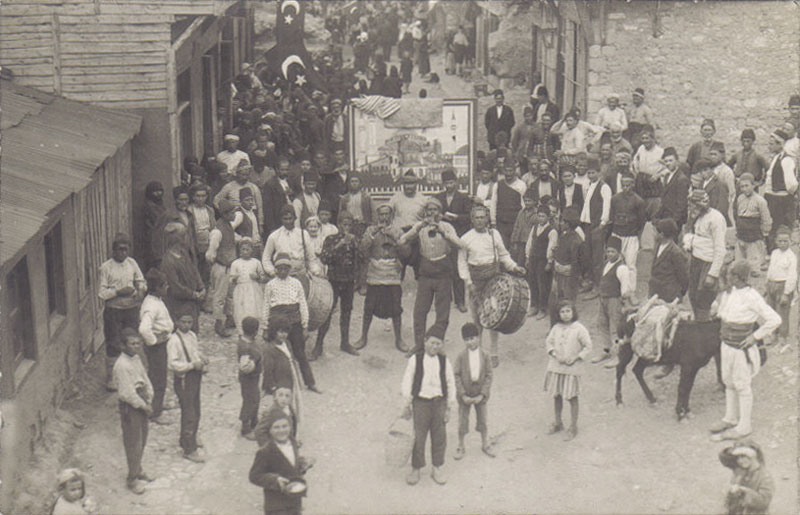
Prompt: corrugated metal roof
<box><xmin>0</xmin><ymin>80</ymin><xmax>142</xmax><ymax>267</ymax></box>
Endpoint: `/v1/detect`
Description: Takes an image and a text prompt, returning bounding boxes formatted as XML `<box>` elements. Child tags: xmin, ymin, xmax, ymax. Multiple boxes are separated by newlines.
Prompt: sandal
<box><xmin>453</xmin><ymin>446</ymin><xmax>465</xmax><ymax>460</ymax></box>
<box><xmin>481</xmin><ymin>444</ymin><xmax>496</xmax><ymax>458</ymax></box>
<box><xmin>547</xmin><ymin>422</ymin><xmax>564</xmax><ymax>435</ymax></box>
<box><xmin>563</xmin><ymin>427</ymin><xmax>578</xmax><ymax>442</ymax></box>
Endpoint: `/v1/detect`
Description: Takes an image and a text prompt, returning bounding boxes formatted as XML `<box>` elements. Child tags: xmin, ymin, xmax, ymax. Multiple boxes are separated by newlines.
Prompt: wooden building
<box><xmin>0</xmin><ymin>80</ymin><xmax>142</xmax><ymax>512</ymax></box>
<box><xmin>0</xmin><ymin>0</ymin><xmax>255</xmax><ymax>262</ymax></box>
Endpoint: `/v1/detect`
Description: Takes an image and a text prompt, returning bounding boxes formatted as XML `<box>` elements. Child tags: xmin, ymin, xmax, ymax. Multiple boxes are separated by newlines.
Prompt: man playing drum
<box><xmin>458</xmin><ymin>205</ymin><xmax>526</xmax><ymax>368</ymax></box>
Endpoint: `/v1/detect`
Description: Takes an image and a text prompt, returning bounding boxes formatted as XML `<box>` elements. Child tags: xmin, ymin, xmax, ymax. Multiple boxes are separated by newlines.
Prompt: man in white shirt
<box><xmin>400</xmin><ymin>327</ymin><xmax>456</xmax><ymax>486</ymax></box>
<box><xmin>763</xmin><ymin>129</ymin><xmax>798</xmax><ymax>249</ymax></box>
<box><xmin>682</xmin><ymin>189</ymin><xmax>726</xmax><ymax>321</ymax></box>
<box><xmin>216</xmin><ymin>134</ymin><xmax>251</xmax><ymax>174</ymax></box>
<box><xmin>99</xmin><ymin>233</ymin><xmax>146</xmax><ymax>390</ymax></box>
<box><xmin>262</xmin><ymin>205</ymin><xmax>313</xmax><ymax>277</ymax></box>
<box><xmin>474</xmin><ymin>168</ymin><xmax>496</xmax><ymax>219</ymax></box>
<box><xmin>138</xmin><ymin>268</ymin><xmax>174</xmax><ymax>424</ymax></box>
<box><xmin>292</xmin><ymin>171</ymin><xmax>321</xmax><ymax>228</ymax></box>
<box><xmin>595</xmin><ymin>93</ymin><xmax>628</xmax><ymax>132</ymax></box>
<box><xmin>579</xmin><ymin>160</ymin><xmax>612</xmax><ymax>292</ymax></box>
<box><xmin>710</xmin><ymin>261</ymin><xmax>780</xmax><ymax>441</ymax></box>
<box><xmin>389</xmin><ymin>171</ymin><xmax>427</xmax><ymax>277</ymax></box>
<box><xmin>458</xmin><ymin>205</ymin><xmax>525</xmax><ymax>367</ymax></box>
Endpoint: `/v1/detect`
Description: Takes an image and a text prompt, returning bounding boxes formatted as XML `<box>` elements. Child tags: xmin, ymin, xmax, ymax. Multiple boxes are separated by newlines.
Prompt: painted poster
<box><xmin>348</xmin><ymin>98</ymin><xmax>476</xmax><ymax>200</ymax></box>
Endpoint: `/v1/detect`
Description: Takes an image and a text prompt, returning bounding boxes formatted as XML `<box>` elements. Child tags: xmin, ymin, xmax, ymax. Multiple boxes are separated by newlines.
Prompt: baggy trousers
<box><xmin>413</xmin><ymin>276</ymin><xmax>452</xmax><ymax>352</ymax></box>
<box><xmin>688</xmin><ymin>256</ymin><xmax>717</xmax><ymax>321</ymax></box>
<box><xmin>120</xmin><ymin>402</ymin><xmax>149</xmax><ymax>481</ymax></box>
<box><xmin>411</xmin><ymin>397</ymin><xmax>446</xmax><ymax>469</ymax></box>
<box><xmin>174</xmin><ymin>370</ymin><xmax>202</xmax><ymax>455</ymax></box>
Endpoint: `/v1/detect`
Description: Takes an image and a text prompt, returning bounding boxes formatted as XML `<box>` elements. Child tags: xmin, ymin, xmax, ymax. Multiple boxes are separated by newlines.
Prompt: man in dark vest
<box><xmin>578</xmin><ymin>157</ymin><xmax>612</xmax><ymax>295</ymax></box>
<box><xmin>649</xmin><ymin>218</ymin><xmax>689</xmax><ymax>303</ymax></box>
<box><xmin>591</xmin><ymin>235</ymin><xmax>634</xmax><ymax>367</ymax></box>
<box><xmin>491</xmin><ymin>161</ymin><xmax>527</xmax><ymax>248</ymax></box>
<box><xmin>656</xmin><ymin>147</ymin><xmax>691</xmax><ymax>235</ymax></box>
<box><xmin>234</xmin><ymin>187</ymin><xmax>261</xmax><ymax>247</ymax></box>
<box><xmin>206</xmin><ymin>199</ymin><xmax>238</xmax><ymax>337</ymax></box>
<box><xmin>763</xmin><ymin>129</ymin><xmax>798</xmax><ymax>249</ymax></box>
<box><xmin>557</xmin><ymin>166</ymin><xmax>584</xmax><ymax>211</ymax></box>
<box><xmin>484</xmin><ymin>89</ymin><xmax>515</xmax><ymax>150</ymax></box>
<box><xmin>400</xmin><ymin>326</ymin><xmax>456</xmax><ymax>486</ymax></box>
<box><xmin>524</xmin><ymin>205</ymin><xmax>557</xmax><ymax>320</ymax></box>
<box><xmin>435</xmin><ymin>168</ymin><xmax>472</xmax><ymax>312</ymax></box>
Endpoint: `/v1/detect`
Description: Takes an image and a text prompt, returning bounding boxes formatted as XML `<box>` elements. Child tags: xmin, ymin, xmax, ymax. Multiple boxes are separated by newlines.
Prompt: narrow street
<box><xmin>51</xmin><ymin>249</ymin><xmax>799</xmax><ymax>513</ymax></box>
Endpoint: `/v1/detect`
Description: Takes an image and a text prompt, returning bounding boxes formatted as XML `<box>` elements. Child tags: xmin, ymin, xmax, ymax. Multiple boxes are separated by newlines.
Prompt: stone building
<box><xmin>586</xmin><ymin>1</ymin><xmax>799</xmax><ymax>157</ymax></box>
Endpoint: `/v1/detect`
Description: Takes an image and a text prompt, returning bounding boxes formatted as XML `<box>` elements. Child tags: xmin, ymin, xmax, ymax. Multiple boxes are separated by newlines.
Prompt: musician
<box><xmin>354</xmin><ymin>204</ymin><xmax>409</xmax><ymax>352</ymax></box>
<box><xmin>399</xmin><ymin>198</ymin><xmax>463</xmax><ymax>354</ymax></box>
<box><xmin>458</xmin><ymin>205</ymin><xmax>525</xmax><ymax>368</ymax></box>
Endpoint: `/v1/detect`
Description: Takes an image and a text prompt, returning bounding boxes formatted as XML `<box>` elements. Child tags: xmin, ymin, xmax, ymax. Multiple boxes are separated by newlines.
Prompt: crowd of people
<box><xmin>88</xmin><ymin>17</ymin><xmax>800</xmax><ymax>511</ymax></box>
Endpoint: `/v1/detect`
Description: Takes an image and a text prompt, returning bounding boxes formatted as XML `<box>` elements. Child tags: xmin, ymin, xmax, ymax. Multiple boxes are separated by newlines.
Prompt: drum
<box><xmin>477</xmin><ymin>273</ymin><xmax>530</xmax><ymax>334</ymax></box>
<box><xmin>306</xmin><ymin>275</ymin><xmax>334</xmax><ymax>332</ymax></box>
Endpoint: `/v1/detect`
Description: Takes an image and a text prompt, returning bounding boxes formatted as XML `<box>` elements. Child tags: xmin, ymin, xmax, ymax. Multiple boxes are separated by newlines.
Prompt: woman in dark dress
<box><xmin>382</xmin><ymin>66</ymin><xmax>403</xmax><ymax>99</ymax></box>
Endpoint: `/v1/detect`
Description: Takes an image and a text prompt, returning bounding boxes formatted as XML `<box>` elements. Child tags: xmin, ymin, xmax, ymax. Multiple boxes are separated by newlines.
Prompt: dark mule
<box><xmin>615</xmin><ymin>318</ymin><xmax>722</xmax><ymax>420</ymax></box>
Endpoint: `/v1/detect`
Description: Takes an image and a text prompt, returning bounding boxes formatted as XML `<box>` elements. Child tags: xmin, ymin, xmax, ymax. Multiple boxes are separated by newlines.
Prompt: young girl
<box><xmin>304</xmin><ymin>216</ymin><xmax>328</xmax><ymax>277</ymax></box>
<box><xmin>52</xmin><ymin>468</ymin><xmax>98</xmax><ymax>515</ymax></box>
<box><xmin>229</xmin><ymin>238</ymin><xmax>266</xmax><ymax>335</ymax></box>
<box><xmin>719</xmin><ymin>440</ymin><xmax>773</xmax><ymax>515</ymax></box>
<box><xmin>544</xmin><ymin>300</ymin><xmax>592</xmax><ymax>441</ymax></box>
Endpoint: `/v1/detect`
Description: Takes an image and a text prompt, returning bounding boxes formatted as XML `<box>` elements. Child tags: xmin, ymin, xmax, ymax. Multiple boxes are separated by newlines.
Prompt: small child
<box><xmin>238</xmin><ymin>316</ymin><xmax>263</xmax><ymax>440</ymax></box>
<box><xmin>544</xmin><ymin>300</ymin><xmax>592</xmax><ymax>442</ymax></box>
<box><xmin>52</xmin><ymin>468</ymin><xmax>97</xmax><ymax>515</ymax></box>
<box><xmin>592</xmin><ymin>236</ymin><xmax>633</xmax><ymax>368</ymax></box>
<box><xmin>453</xmin><ymin>323</ymin><xmax>494</xmax><ymax>460</ymax></box>
<box><xmin>549</xmin><ymin>206</ymin><xmax>583</xmax><ymax>325</ymax></box>
<box><xmin>261</xmin><ymin>322</ymin><xmax>303</xmax><ymax>440</ymax></box>
<box><xmin>166</xmin><ymin>309</ymin><xmax>207</xmax><ymax>463</ymax></box>
<box><xmin>734</xmin><ymin>173</ymin><xmax>772</xmax><ymax>275</ymax></box>
<box><xmin>234</xmin><ymin>187</ymin><xmax>262</xmax><ymax>246</ymax></box>
<box><xmin>525</xmin><ymin>205</ymin><xmax>557</xmax><ymax>320</ymax></box>
<box><xmin>509</xmin><ymin>190</ymin><xmax>539</xmax><ymax>267</ymax></box>
<box><xmin>255</xmin><ymin>385</ymin><xmax>298</xmax><ymax>446</ymax></box>
<box><xmin>719</xmin><ymin>440</ymin><xmax>774</xmax><ymax>515</ymax></box>
<box><xmin>229</xmin><ymin>238</ymin><xmax>266</xmax><ymax>335</ymax></box>
<box><xmin>249</xmin><ymin>410</ymin><xmax>313</xmax><ymax>515</ymax></box>
<box><xmin>765</xmin><ymin>227</ymin><xmax>797</xmax><ymax>347</ymax></box>
<box><xmin>400</xmin><ymin>326</ymin><xmax>455</xmax><ymax>486</ymax></box>
<box><xmin>317</xmin><ymin>202</ymin><xmax>339</xmax><ymax>241</ymax></box>
<box><xmin>400</xmin><ymin>50</ymin><xmax>413</xmax><ymax>94</ymax></box>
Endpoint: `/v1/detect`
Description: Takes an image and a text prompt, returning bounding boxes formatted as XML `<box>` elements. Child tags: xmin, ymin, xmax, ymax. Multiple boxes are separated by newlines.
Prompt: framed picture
<box><xmin>348</xmin><ymin>98</ymin><xmax>477</xmax><ymax>201</ymax></box>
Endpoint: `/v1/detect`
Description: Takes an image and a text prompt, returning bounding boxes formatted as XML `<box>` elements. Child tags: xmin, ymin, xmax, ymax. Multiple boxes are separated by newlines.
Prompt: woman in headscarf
<box><xmin>382</xmin><ymin>65</ymin><xmax>403</xmax><ymax>99</ymax></box>
<box><xmin>142</xmin><ymin>181</ymin><xmax>166</xmax><ymax>270</ymax></box>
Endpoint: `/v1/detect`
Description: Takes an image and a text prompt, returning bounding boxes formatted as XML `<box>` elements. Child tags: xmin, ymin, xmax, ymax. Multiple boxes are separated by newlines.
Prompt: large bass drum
<box><xmin>478</xmin><ymin>273</ymin><xmax>530</xmax><ymax>334</ymax></box>
<box><xmin>306</xmin><ymin>275</ymin><xmax>334</xmax><ymax>332</ymax></box>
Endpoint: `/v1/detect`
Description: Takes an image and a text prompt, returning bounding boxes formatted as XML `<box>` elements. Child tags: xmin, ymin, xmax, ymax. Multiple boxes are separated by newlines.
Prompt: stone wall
<box><xmin>588</xmin><ymin>1</ymin><xmax>799</xmax><ymax>158</ymax></box>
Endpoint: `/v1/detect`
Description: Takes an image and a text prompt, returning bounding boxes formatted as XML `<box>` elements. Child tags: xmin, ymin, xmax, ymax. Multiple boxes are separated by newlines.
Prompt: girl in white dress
<box><xmin>229</xmin><ymin>238</ymin><xmax>266</xmax><ymax>335</ymax></box>
<box><xmin>304</xmin><ymin>216</ymin><xmax>332</xmax><ymax>277</ymax></box>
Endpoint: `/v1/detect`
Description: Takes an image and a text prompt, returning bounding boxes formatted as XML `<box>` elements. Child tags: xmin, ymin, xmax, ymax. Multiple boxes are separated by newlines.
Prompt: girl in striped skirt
<box><xmin>544</xmin><ymin>300</ymin><xmax>593</xmax><ymax>441</ymax></box>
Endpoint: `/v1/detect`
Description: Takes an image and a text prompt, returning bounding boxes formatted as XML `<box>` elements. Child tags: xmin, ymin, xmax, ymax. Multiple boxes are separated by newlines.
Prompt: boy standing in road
<box><xmin>453</xmin><ymin>323</ymin><xmax>494</xmax><ymax>460</ymax></box>
<box><xmin>113</xmin><ymin>328</ymin><xmax>154</xmax><ymax>495</ymax></box>
<box><xmin>400</xmin><ymin>326</ymin><xmax>456</xmax><ymax>486</ymax></box>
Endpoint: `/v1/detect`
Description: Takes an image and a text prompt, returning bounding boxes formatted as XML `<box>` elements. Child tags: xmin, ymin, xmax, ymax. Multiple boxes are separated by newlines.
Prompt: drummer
<box><xmin>262</xmin><ymin>205</ymin><xmax>318</xmax><ymax>288</ymax></box>
<box><xmin>458</xmin><ymin>204</ymin><xmax>526</xmax><ymax>368</ymax></box>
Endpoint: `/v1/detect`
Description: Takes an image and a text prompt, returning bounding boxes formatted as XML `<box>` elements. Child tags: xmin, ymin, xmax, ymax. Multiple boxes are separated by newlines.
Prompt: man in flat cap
<box><xmin>399</xmin><ymin>197</ymin><xmax>463</xmax><ymax>353</ymax></box>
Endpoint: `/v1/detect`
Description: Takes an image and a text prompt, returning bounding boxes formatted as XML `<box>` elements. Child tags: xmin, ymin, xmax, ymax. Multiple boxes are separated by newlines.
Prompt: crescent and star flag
<box><xmin>264</xmin><ymin>0</ymin><xmax>325</xmax><ymax>91</ymax></box>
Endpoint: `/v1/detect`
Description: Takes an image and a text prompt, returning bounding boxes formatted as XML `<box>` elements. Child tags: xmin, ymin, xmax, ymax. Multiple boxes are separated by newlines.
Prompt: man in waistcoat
<box><xmin>683</xmin><ymin>190</ymin><xmax>727</xmax><ymax>321</ymax></box>
<box><xmin>234</xmin><ymin>187</ymin><xmax>261</xmax><ymax>247</ymax></box>
<box><xmin>400</xmin><ymin>198</ymin><xmax>464</xmax><ymax>353</ymax></box>
<box><xmin>579</xmin><ymin>157</ymin><xmax>612</xmax><ymax>295</ymax></box>
<box><xmin>206</xmin><ymin>199</ymin><xmax>238</xmax><ymax>337</ymax></box>
<box><xmin>490</xmin><ymin>161</ymin><xmax>527</xmax><ymax>248</ymax></box>
<box><xmin>609</xmin><ymin>172</ymin><xmax>646</xmax><ymax>290</ymax></box>
<box><xmin>763</xmin><ymin>129</ymin><xmax>798</xmax><ymax>249</ymax></box>
<box><xmin>293</xmin><ymin>171</ymin><xmax>322</xmax><ymax>228</ymax></box>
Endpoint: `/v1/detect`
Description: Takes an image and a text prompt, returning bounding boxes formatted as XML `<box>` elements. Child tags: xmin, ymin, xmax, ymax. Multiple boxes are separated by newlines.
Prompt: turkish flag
<box><xmin>264</xmin><ymin>40</ymin><xmax>325</xmax><ymax>91</ymax></box>
<box><xmin>275</xmin><ymin>0</ymin><xmax>305</xmax><ymax>46</ymax></box>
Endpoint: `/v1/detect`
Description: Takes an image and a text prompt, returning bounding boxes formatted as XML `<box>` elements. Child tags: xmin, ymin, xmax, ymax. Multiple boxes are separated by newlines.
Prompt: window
<box><xmin>44</xmin><ymin>222</ymin><xmax>66</xmax><ymax>316</ymax></box>
<box><xmin>7</xmin><ymin>258</ymin><xmax>36</xmax><ymax>364</ymax></box>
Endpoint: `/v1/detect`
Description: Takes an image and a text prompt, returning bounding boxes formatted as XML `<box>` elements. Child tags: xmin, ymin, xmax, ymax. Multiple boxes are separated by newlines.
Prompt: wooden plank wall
<box><xmin>74</xmin><ymin>140</ymin><xmax>133</xmax><ymax>356</ymax></box>
<box><xmin>0</xmin><ymin>1</ymin><xmax>233</xmax><ymax>109</ymax></box>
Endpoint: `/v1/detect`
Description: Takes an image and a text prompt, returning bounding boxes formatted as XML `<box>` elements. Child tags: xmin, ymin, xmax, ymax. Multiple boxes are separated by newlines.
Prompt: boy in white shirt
<box><xmin>765</xmin><ymin>227</ymin><xmax>797</xmax><ymax>346</ymax></box>
<box><xmin>138</xmin><ymin>268</ymin><xmax>174</xmax><ymax>424</ymax></box>
<box><xmin>167</xmin><ymin>309</ymin><xmax>208</xmax><ymax>463</ymax></box>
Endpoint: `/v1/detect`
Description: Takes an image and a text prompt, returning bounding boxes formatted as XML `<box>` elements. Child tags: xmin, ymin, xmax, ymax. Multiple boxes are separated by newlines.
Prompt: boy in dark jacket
<box><xmin>453</xmin><ymin>323</ymin><xmax>494</xmax><ymax>460</ymax></box>
<box><xmin>238</xmin><ymin>317</ymin><xmax>263</xmax><ymax>440</ymax></box>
